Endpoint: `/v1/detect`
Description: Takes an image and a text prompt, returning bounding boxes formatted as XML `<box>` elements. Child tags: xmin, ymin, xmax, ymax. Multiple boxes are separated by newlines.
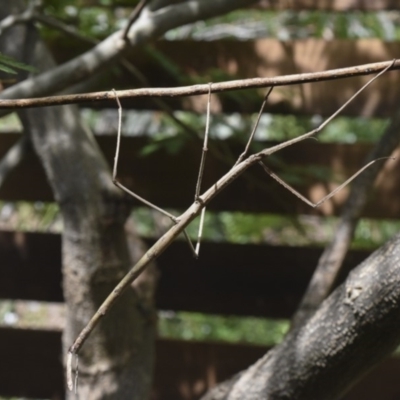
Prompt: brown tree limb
<box><xmin>202</xmin><ymin>231</ymin><xmax>400</xmax><ymax>400</ymax></box>
<box><xmin>291</xmin><ymin>106</ymin><xmax>400</xmax><ymax>330</ymax></box>
<box><xmin>0</xmin><ymin>59</ymin><xmax>399</xmax><ymax>110</ymax></box>
<box><xmin>67</xmin><ymin>64</ymin><xmax>392</xmax><ymax>387</ymax></box>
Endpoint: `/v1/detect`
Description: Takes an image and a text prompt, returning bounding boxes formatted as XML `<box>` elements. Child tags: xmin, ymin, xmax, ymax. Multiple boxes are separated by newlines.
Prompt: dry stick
<box><xmin>235</xmin><ymin>86</ymin><xmax>274</xmax><ymax>166</ymax></box>
<box><xmin>122</xmin><ymin>0</ymin><xmax>151</xmax><ymax>41</ymax></box>
<box><xmin>1</xmin><ymin>59</ymin><xmax>399</xmax><ymax>110</ymax></box>
<box><xmin>67</xmin><ymin>61</ymin><xmax>394</xmax><ymax>391</ymax></box>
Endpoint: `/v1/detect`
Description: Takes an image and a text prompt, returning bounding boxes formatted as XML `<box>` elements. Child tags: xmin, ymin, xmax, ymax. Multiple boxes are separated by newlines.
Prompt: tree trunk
<box><xmin>0</xmin><ymin>2</ymin><xmax>156</xmax><ymax>399</ymax></box>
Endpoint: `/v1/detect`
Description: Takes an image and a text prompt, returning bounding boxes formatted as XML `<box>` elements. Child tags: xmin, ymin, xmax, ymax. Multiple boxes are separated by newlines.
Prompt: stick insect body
<box><xmin>67</xmin><ymin>61</ymin><xmax>396</xmax><ymax>391</ymax></box>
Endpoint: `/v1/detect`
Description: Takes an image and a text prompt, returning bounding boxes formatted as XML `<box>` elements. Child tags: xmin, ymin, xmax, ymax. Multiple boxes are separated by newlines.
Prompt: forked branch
<box><xmin>67</xmin><ymin>60</ymin><xmax>395</xmax><ymax>390</ymax></box>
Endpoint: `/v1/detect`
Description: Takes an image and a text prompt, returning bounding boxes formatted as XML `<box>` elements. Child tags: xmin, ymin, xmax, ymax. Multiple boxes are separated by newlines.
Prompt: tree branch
<box><xmin>0</xmin><ymin>0</ymin><xmax>257</xmax><ymax>106</ymax></box>
<box><xmin>203</xmin><ymin>232</ymin><xmax>400</xmax><ymax>400</ymax></box>
<box><xmin>0</xmin><ymin>0</ymin><xmax>39</xmax><ymax>35</ymax></box>
<box><xmin>0</xmin><ymin>59</ymin><xmax>398</xmax><ymax>109</ymax></box>
<box><xmin>122</xmin><ymin>0</ymin><xmax>151</xmax><ymax>41</ymax></box>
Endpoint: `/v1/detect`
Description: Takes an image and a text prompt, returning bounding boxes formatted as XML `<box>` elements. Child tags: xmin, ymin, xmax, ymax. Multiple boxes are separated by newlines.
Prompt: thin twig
<box><xmin>235</xmin><ymin>86</ymin><xmax>274</xmax><ymax>166</ymax></box>
<box><xmin>122</xmin><ymin>0</ymin><xmax>151</xmax><ymax>41</ymax></box>
<box><xmin>34</xmin><ymin>13</ymin><xmax>93</xmax><ymax>44</ymax></box>
<box><xmin>1</xmin><ymin>59</ymin><xmax>398</xmax><ymax>109</ymax></box>
<box><xmin>67</xmin><ymin>61</ymin><xmax>393</xmax><ymax>385</ymax></box>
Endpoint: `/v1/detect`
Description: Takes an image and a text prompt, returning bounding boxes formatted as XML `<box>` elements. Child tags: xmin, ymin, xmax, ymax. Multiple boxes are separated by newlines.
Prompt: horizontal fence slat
<box><xmin>47</xmin><ymin>38</ymin><xmax>400</xmax><ymax>118</ymax></box>
<box><xmin>1</xmin><ymin>327</ymin><xmax>400</xmax><ymax>400</ymax></box>
<box><xmin>0</xmin><ymin>230</ymin><xmax>372</xmax><ymax>318</ymax></box>
<box><xmin>78</xmin><ymin>0</ymin><xmax>400</xmax><ymax>11</ymax></box>
<box><xmin>256</xmin><ymin>0</ymin><xmax>400</xmax><ymax>11</ymax></box>
<box><xmin>80</xmin><ymin>0</ymin><xmax>400</xmax><ymax>11</ymax></box>
<box><xmin>0</xmin><ymin>134</ymin><xmax>399</xmax><ymax>218</ymax></box>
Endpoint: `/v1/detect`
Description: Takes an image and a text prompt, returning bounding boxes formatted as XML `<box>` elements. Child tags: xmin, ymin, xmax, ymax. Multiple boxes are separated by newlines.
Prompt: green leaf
<box><xmin>0</xmin><ymin>52</ymin><xmax>37</xmax><ymax>75</ymax></box>
<box><xmin>0</xmin><ymin>63</ymin><xmax>17</xmax><ymax>74</ymax></box>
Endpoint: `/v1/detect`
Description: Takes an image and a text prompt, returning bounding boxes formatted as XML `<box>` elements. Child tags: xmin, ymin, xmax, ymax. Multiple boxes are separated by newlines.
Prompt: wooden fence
<box><xmin>2</xmin><ymin>1</ymin><xmax>400</xmax><ymax>399</ymax></box>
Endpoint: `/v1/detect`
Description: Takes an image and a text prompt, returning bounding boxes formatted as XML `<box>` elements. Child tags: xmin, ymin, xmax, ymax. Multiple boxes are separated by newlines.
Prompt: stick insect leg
<box><xmin>192</xmin><ymin>83</ymin><xmax>213</xmax><ymax>257</ymax></box>
<box><xmin>259</xmin><ymin>157</ymin><xmax>394</xmax><ymax>208</ymax></box>
<box><xmin>263</xmin><ymin>60</ymin><xmax>396</xmax><ymax>157</ymax></box>
<box><xmin>255</xmin><ymin>61</ymin><xmax>397</xmax><ymax>208</ymax></box>
<box><xmin>111</xmin><ymin>89</ymin><xmax>197</xmax><ymax>252</ymax></box>
<box><xmin>235</xmin><ymin>86</ymin><xmax>274</xmax><ymax>166</ymax></box>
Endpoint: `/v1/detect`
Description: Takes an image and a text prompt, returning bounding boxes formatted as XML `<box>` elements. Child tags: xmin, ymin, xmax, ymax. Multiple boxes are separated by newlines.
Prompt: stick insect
<box><xmin>67</xmin><ymin>60</ymin><xmax>395</xmax><ymax>390</ymax></box>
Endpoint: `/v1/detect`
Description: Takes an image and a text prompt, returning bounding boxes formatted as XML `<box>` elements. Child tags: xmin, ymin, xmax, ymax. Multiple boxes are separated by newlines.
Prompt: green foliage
<box><xmin>0</xmin><ymin>201</ymin><xmax>62</xmax><ymax>233</ymax></box>
<box><xmin>353</xmin><ymin>219</ymin><xmax>400</xmax><ymax>249</ymax></box>
<box><xmin>0</xmin><ymin>52</ymin><xmax>37</xmax><ymax>75</ymax></box>
<box><xmin>189</xmin><ymin>9</ymin><xmax>400</xmax><ymax>41</ymax></box>
<box><xmin>158</xmin><ymin>311</ymin><xmax>289</xmax><ymax>346</ymax></box>
<box><xmin>140</xmin><ymin>135</ymin><xmax>188</xmax><ymax>156</ymax></box>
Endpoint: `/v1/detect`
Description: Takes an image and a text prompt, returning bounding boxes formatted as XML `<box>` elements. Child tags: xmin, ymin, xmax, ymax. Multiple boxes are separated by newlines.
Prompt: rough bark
<box><xmin>203</xmin><ymin>232</ymin><xmax>400</xmax><ymax>400</ymax></box>
<box><xmin>22</xmin><ymin>106</ymin><xmax>156</xmax><ymax>400</ymax></box>
<box><xmin>0</xmin><ymin>2</ymin><xmax>156</xmax><ymax>399</ymax></box>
